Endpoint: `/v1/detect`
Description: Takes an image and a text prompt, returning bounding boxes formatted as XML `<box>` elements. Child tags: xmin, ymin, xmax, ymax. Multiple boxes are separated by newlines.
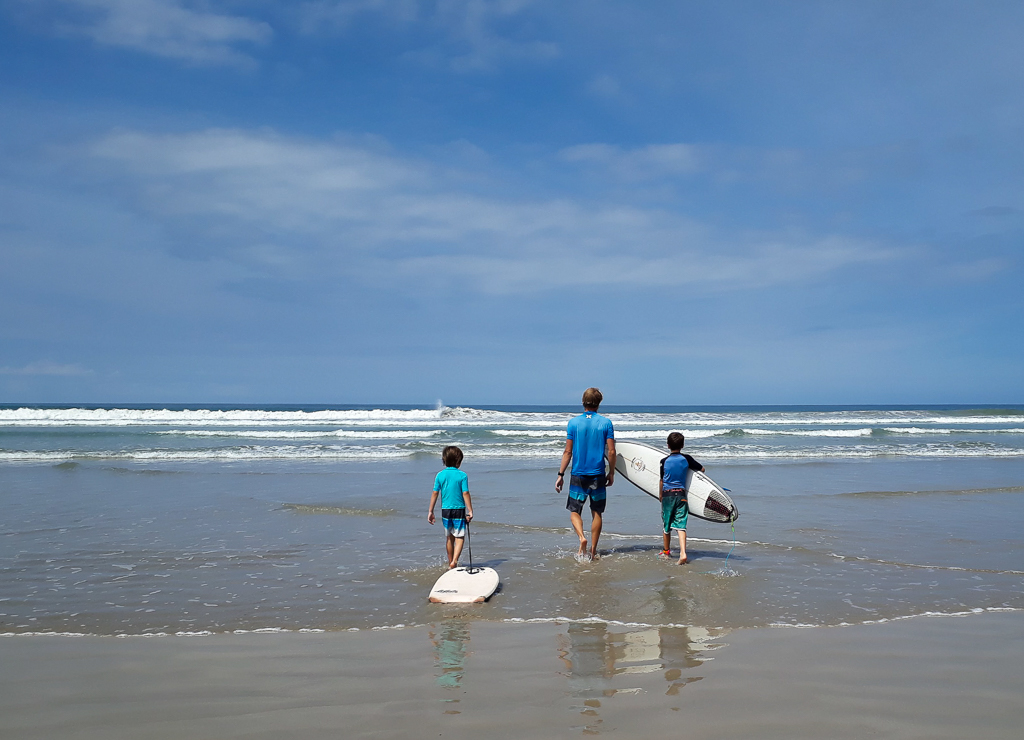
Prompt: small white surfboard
<box><xmin>614</xmin><ymin>440</ymin><xmax>739</xmax><ymax>523</ymax></box>
<box><xmin>428</xmin><ymin>566</ymin><xmax>500</xmax><ymax>604</ymax></box>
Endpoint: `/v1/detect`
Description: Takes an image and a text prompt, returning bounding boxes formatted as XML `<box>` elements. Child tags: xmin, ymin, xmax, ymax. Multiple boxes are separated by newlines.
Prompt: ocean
<box><xmin>2</xmin><ymin>404</ymin><xmax>1023</xmax><ymax>637</ymax></box>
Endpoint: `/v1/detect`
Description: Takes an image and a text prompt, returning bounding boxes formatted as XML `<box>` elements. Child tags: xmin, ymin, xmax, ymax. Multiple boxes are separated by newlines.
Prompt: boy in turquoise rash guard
<box><xmin>555</xmin><ymin>387</ymin><xmax>616</xmax><ymax>561</ymax></box>
<box><xmin>660</xmin><ymin>432</ymin><xmax>704</xmax><ymax>565</ymax></box>
<box><xmin>428</xmin><ymin>446</ymin><xmax>474</xmax><ymax>569</ymax></box>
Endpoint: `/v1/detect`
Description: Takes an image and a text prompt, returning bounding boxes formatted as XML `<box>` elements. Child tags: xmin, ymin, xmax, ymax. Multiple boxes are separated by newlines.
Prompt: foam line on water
<box><xmin>154</xmin><ymin>429</ymin><xmax>446</xmax><ymax>439</ymax></box>
<box><xmin>4</xmin><ymin>441</ymin><xmax>1024</xmax><ymax>463</ymax></box>
<box><xmin>769</xmin><ymin>606</ymin><xmax>1024</xmax><ymax>629</ymax></box>
<box><xmin>4</xmin><ymin>406</ymin><xmax>1024</xmax><ymax>429</ymax></box>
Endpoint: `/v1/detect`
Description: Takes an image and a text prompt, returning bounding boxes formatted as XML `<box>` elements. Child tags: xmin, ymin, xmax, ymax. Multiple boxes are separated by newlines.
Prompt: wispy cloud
<box><xmin>300</xmin><ymin>0</ymin><xmax>558</xmax><ymax>71</ymax></box>
<box><xmin>559</xmin><ymin>143</ymin><xmax>702</xmax><ymax>180</ymax></box>
<box><xmin>0</xmin><ymin>361</ymin><xmax>92</xmax><ymax>376</ymax></box>
<box><xmin>42</xmin><ymin>0</ymin><xmax>272</xmax><ymax>66</ymax></box>
<box><xmin>83</xmin><ymin>127</ymin><xmax>894</xmax><ymax>295</ymax></box>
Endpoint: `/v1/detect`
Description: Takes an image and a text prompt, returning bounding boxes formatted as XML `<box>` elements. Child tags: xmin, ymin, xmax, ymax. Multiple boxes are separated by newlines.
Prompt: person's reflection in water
<box><xmin>558</xmin><ymin>622</ymin><xmax>615</xmax><ymax>734</ymax></box>
<box><xmin>559</xmin><ymin>620</ymin><xmax>710</xmax><ymax>729</ymax></box>
<box><xmin>430</xmin><ymin>618</ymin><xmax>470</xmax><ymax>712</ymax></box>
<box><xmin>658</xmin><ymin>626</ymin><xmax>705</xmax><ymax>698</ymax></box>
<box><xmin>654</xmin><ymin>580</ymin><xmax>708</xmax><ymax>699</ymax></box>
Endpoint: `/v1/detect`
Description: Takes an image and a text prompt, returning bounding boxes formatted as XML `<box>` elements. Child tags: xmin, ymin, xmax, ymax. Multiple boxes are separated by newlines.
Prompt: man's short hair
<box><xmin>667</xmin><ymin>432</ymin><xmax>685</xmax><ymax>451</ymax></box>
<box><xmin>582</xmin><ymin>387</ymin><xmax>603</xmax><ymax>409</ymax></box>
<box><xmin>442</xmin><ymin>445</ymin><xmax>464</xmax><ymax>468</ymax></box>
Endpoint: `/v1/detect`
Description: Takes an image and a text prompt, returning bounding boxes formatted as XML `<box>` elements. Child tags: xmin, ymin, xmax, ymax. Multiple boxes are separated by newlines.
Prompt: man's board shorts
<box><xmin>441</xmin><ymin>508</ymin><xmax>467</xmax><ymax>538</ymax></box>
<box><xmin>661</xmin><ymin>490</ymin><xmax>688</xmax><ymax>532</ymax></box>
<box><xmin>567</xmin><ymin>474</ymin><xmax>607</xmax><ymax>514</ymax></box>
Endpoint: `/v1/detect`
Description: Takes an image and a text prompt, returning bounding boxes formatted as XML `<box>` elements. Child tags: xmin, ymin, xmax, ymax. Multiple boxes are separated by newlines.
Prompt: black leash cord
<box><xmin>465</xmin><ymin>520</ymin><xmax>478</xmax><ymax>573</ymax></box>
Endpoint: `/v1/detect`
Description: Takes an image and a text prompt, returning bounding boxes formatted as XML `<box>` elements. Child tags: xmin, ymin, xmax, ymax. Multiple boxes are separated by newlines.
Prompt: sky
<box><xmin>0</xmin><ymin>0</ymin><xmax>1022</xmax><ymax>406</ymax></box>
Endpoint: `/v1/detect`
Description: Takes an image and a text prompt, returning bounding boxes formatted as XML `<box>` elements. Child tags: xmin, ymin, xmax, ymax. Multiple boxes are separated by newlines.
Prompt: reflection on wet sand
<box><xmin>557</xmin><ymin>622</ymin><xmax>714</xmax><ymax>733</ymax></box>
<box><xmin>430</xmin><ymin>618</ymin><xmax>471</xmax><ymax>712</ymax></box>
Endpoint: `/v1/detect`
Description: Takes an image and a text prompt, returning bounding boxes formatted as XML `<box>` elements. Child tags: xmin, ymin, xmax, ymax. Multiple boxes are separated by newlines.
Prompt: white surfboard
<box><xmin>613</xmin><ymin>440</ymin><xmax>739</xmax><ymax>523</ymax></box>
<box><xmin>428</xmin><ymin>566</ymin><xmax>500</xmax><ymax>604</ymax></box>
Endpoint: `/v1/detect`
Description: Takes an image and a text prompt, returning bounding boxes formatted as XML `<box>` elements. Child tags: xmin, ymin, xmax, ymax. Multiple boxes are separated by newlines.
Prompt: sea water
<box><xmin>1</xmin><ymin>404</ymin><xmax>1023</xmax><ymax>635</ymax></box>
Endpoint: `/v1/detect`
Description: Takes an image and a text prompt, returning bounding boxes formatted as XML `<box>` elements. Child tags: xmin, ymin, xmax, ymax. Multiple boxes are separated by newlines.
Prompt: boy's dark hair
<box><xmin>667</xmin><ymin>432</ymin><xmax>685</xmax><ymax>451</ymax></box>
<box><xmin>582</xmin><ymin>387</ymin><xmax>603</xmax><ymax>409</ymax></box>
<box><xmin>442</xmin><ymin>445</ymin><xmax>464</xmax><ymax>468</ymax></box>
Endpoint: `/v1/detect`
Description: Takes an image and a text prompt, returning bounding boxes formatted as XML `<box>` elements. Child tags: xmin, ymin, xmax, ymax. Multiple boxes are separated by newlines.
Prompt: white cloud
<box><xmin>0</xmin><ymin>361</ymin><xmax>92</xmax><ymax>376</ymax></box>
<box><xmin>84</xmin><ymin>127</ymin><xmax>895</xmax><ymax>294</ymax></box>
<box><xmin>559</xmin><ymin>143</ymin><xmax>702</xmax><ymax>180</ymax></box>
<box><xmin>301</xmin><ymin>0</ymin><xmax>419</xmax><ymax>29</ymax></box>
<box><xmin>300</xmin><ymin>0</ymin><xmax>558</xmax><ymax>71</ymax></box>
<box><xmin>49</xmin><ymin>0</ymin><xmax>272</xmax><ymax>66</ymax></box>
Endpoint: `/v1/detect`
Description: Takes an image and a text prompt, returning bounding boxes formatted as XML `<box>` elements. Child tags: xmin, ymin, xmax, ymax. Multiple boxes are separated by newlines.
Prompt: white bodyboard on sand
<box><xmin>428</xmin><ymin>566</ymin><xmax>500</xmax><ymax>603</ymax></box>
<box><xmin>614</xmin><ymin>440</ymin><xmax>739</xmax><ymax>523</ymax></box>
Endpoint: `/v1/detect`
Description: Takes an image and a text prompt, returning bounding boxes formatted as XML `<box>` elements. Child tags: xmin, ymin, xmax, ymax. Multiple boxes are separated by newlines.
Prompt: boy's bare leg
<box><xmin>569</xmin><ymin>511</ymin><xmax>588</xmax><ymax>557</ymax></box>
<box><xmin>590</xmin><ymin>511</ymin><xmax>603</xmax><ymax>560</ymax></box>
<box><xmin>677</xmin><ymin>530</ymin><xmax>688</xmax><ymax>565</ymax></box>
<box><xmin>450</xmin><ymin>535</ymin><xmax>465</xmax><ymax>568</ymax></box>
<box><xmin>446</xmin><ymin>534</ymin><xmax>455</xmax><ymax>567</ymax></box>
<box><xmin>662</xmin><ymin>531</ymin><xmax>671</xmax><ymax>554</ymax></box>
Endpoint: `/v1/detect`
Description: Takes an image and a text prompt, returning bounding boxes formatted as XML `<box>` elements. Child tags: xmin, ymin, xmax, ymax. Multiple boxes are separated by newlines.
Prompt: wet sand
<box><xmin>2</xmin><ymin>611</ymin><xmax>1022</xmax><ymax>739</ymax></box>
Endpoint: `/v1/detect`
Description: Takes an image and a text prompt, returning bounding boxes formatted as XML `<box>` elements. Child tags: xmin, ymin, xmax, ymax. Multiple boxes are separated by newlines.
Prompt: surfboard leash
<box><xmin>465</xmin><ymin>520</ymin><xmax>479</xmax><ymax>574</ymax></box>
<box><xmin>718</xmin><ymin>488</ymin><xmax>738</xmax><ymax>570</ymax></box>
<box><xmin>723</xmin><ymin>519</ymin><xmax>737</xmax><ymax>569</ymax></box>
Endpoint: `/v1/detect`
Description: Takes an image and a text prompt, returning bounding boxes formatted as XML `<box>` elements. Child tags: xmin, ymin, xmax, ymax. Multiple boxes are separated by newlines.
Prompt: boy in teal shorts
<box><xmin>428</xmin><ymin>445</ymin><xmax>474</xmax><ymax>569</ymax></box>
<box><xmin>660</xmin><ymin>432</ymin><xmax>704</xmax><ymax>565</ymax></box>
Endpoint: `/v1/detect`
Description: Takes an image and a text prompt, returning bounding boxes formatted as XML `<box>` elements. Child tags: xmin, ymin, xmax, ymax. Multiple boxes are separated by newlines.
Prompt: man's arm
<box><xmin>605</xmin><ymin>438</ymin><xmax>616</xmax><ymax>486</ymax></box>
<box><xmin>555</xmin><ymin>439</ymin><xmax>573</xmax><ymax>492</ymax></box>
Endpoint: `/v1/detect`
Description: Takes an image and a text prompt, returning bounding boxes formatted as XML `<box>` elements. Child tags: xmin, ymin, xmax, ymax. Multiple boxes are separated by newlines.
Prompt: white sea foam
<box><xmin>0</xmin><ymin>407</ymin><xmax>455</xmax><ymax>427</ymax></box>
<box><xmin>738</xmin><ymin>428</ymin><xmax>875</xmax><ymax>437</ymax></box>
<box><xmin>154</xmin><ymin>429</ymin><xmax>445</xmax><ymax>439</ymax></box>
<box><xmin>3</xmin><ymin>441</ymin><xmax>1022</xmax><ymax>463</ymax></box>
<box><xmin>768</xmin><ymin>606</ymin><xmax>1024</xmax><ymax>629</ymax></box>
<box><xmin>2</xmin><ymin>406</ymin><xmax>1022</xmax><ymax>464</ymax></box>
<box><xmin>883</xmin><ymin>427</ymin><xmax>1024</xmax><ymax>435</ymax></box>
<box><xmin>492</xmin><ymin>428</ymin><xmax>729</xmax><ymax>439</ymax></box>
<box><xmin>3</xmin><ymin>406</ymin><xmax>1023</xmax><ymax>430</ymax></box>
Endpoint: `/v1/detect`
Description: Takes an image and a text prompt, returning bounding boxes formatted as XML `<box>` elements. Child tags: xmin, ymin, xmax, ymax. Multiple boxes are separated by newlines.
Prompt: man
<box><xmin>555</xmin><ymin>387</ymin><xmax>615</xmax><ymax>560</ymax></box>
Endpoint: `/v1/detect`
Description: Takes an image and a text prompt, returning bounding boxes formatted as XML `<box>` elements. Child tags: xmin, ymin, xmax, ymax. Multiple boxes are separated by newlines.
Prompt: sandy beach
<box><xmin>3</xmin><ymin>610</ymin><xmax>1022</xmax><ymax>739</ymax></box>
<box><xmin>3</xmin><ymin>405</ymin><xmax>1023</xmax><ymax>737</ymax></box>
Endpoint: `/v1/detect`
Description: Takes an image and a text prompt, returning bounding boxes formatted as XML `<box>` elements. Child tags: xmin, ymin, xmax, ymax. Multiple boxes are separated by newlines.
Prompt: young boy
<box><xmin>428</xmin><ymin>445</ymin><xmax>474</xmax><ymax>569</ymax></box>
<box><xmin>660</xmin><ymin>432</ymin><xmax>704</xmax><ymax>565</ymax></box>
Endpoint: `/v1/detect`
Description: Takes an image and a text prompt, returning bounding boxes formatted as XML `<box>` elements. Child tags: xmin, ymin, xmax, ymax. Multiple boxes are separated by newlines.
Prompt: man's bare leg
<box><xmin>590</xmin><ymin>511</ymin><xmax>603</xmax><ymax>560</ymax></box>
<box><xmin>450</xmin><ymin>535</ymin><xmax>465</xmax><ymax>568</ymax></box>
<box><xmin>569</xmin><ymin>511</ymin><xmax>588</xmax><ymax>557</ymax></box>
<box><xmin>677</xmin><ymin>529</ymin><xmax>688</xmax><ymax>565</ymax></box>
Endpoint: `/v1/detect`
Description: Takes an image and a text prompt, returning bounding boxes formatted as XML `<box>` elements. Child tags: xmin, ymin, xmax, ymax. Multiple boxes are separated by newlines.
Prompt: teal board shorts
<box><xmin>661</xmin><ymin>492</ymin><xmax>688</xmax><ymax>532</ymax></box>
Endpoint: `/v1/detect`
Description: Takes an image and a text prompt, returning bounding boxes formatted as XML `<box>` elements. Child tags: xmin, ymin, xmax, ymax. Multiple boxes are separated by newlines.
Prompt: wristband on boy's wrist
<box><xmin>557</xmin><ymin>471</ymin><xmax>565</xmax><ymax>477</ymax></box>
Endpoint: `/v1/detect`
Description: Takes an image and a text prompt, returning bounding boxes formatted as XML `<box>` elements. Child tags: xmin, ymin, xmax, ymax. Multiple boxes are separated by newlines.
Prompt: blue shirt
<box><xmin>661</xmin><ymin>453</ymin><xmax>702</xmax><ymax>490</ymax></box>
<box><xmin>567</xmin><ymin>412</ymin><xmax>614</xmax><ymax>476</ymax></box>
<box><xmin>434</xmin><ymin>467</ymin><xmax>469</xmax><ymax>510</ymax></box>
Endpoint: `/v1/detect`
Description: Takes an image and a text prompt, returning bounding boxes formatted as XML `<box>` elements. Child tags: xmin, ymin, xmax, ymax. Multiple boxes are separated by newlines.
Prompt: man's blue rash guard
<box><xmin>567</xmin><ymin>412</ymin><xmax>615</xmax><ymax>476</ymax></box>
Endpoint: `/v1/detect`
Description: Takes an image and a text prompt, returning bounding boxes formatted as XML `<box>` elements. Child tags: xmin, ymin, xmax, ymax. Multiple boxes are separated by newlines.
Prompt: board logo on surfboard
<box><xmin>428</xmin><ymin>566</ymin><xmax>499</xmax><ymax>603</ymax></box>
<box><xmin>613</xmin><ymin>440</ymin><xmax>739</xmax><ymax>523</ymax></box>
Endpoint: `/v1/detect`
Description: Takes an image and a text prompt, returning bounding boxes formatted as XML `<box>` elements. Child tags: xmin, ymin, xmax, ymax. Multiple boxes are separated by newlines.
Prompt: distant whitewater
<box><xmin>1</xmin><ymin>404</ymin><xmax>1023</xmax><ymax>463</ymax></box>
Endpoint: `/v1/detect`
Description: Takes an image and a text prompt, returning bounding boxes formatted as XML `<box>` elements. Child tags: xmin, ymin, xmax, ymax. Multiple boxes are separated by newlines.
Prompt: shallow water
<box><xmin>1</xmin><ymin>404</ymin><xmax>1023</xmax><ymax>635</ymax></box>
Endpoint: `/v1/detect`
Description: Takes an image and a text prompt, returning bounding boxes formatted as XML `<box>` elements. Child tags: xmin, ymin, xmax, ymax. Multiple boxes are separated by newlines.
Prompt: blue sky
<box><xmin>1</xmin><ymin>1</ymin><xmax>1022</xmax><ymax>405</ymax></box>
